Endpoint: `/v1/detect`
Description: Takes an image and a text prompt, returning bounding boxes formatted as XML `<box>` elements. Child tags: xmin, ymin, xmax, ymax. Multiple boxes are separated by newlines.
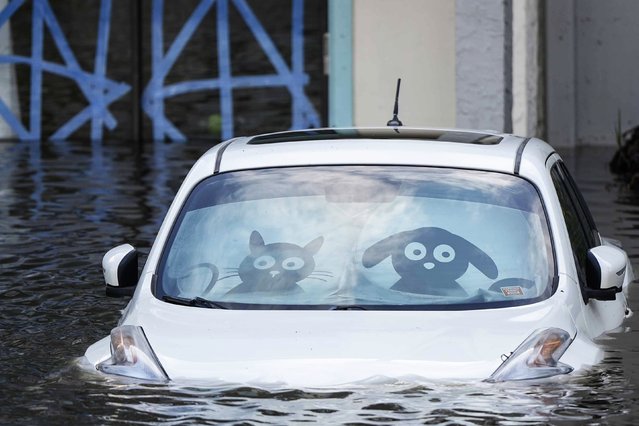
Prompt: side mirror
<box><xmin>584</xmin><ymin>245</ymin><xmax>626</xmax><ymax>302</ymax></box>
<box><xmin>103</xmin><ymin>244</ymin><xmax>139</xmax><ymax>297</ymax></box>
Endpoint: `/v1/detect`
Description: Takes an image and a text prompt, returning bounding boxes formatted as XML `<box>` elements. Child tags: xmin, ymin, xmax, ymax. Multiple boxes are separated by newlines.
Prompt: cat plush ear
<box><xmin>249</xmin><ymin>230</ymin><xmax>265</xmax><ymax>254</ymax></box>
<box><xmin>362</xmin><ymin>233</ymin><xmax>406</xmax><ymax>268</ymax></box>
<box><xmin>304</xmin><ymin>236</ymin><xmax>324</xmax><ymax>255</ymax></box>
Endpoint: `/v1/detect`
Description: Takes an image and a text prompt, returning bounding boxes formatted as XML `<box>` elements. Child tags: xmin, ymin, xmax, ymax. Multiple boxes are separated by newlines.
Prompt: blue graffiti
<box><xmin>0</xmin><ymin>0</ymin><xmax>319</xmax><ymax>142</ymax></box>
<box><xmin>0</xmin><ymin>0</ymin><xmax>130</xmax><ymax>141</ymax></box>
<box><xmin>144</xmin><ymin>0</ymin><xmax>320</xmax><ymax>141</ymax></box>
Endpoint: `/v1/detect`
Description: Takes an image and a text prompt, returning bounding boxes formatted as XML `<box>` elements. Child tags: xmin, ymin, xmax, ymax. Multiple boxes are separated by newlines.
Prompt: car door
<box><xmin>549</xmin><ymin>159</ymin><xmax>627</xmax><ymax>337</ymax></box>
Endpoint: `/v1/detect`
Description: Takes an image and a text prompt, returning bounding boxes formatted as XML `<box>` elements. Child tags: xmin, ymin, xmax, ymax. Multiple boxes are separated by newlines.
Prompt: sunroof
<box><xmin>248</xmin><ymin>128</ymin><xmax>503</xmax><ymax>145</ymax></box>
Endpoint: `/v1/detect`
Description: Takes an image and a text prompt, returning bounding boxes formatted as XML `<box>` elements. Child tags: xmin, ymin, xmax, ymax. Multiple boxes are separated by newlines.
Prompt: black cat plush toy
<box><xmin>362</xmin><ymin>227</ymin><xmax>498</xmax><ymax>296</ymax></box>
<box><xmin>227</xmin><ymin>230</ymin><xmax>324</xmax><ymax>294</ymax></box>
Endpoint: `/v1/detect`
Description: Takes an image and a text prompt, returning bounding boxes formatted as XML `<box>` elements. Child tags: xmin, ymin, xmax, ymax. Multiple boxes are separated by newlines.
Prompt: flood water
<box><xmin>1</xmin><ymin>139</ymin><xmax>638</xmax><ymax>424</ymax></box>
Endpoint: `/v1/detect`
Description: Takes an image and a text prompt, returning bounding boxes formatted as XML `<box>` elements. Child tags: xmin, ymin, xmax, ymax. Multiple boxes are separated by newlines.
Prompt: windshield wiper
<box><xmin>329</xmin><ymin>305</ymin><xmax>368</xmax><ymax>310</ymax></box>
<box><xmin>163</xmin><ymin>295</ymin><xmax>229</xmax><ymax>309</ymax></box>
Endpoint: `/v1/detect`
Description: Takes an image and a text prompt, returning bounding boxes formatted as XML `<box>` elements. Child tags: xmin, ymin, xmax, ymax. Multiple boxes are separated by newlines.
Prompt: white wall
<box><xmin>455</xmin><ymin>0</ymin><xmax>512</xmax><ymax>133</ymax></box>
<box><xmin>575</xmin><ymin>0</ymin><xmax>639</xmax><ymax>145</ymax></box>
<box><xmin>512</xmin><ymin>0</ymin><xmax>543</xmax><ymax>138</ymax></box>
<box><xmin>546</xmin><ymin>0</ymin><xmax>576</xmax><ymax>147</ymax></box>
<box><xmin>352</xmin><ymin>0</ymin><xmax>455</xmax><ymax>128</ymax></box>
<box><xmin>547</xmin><ymin>0</ymin><xmax>639</xmax><ymax>146</ymax></box>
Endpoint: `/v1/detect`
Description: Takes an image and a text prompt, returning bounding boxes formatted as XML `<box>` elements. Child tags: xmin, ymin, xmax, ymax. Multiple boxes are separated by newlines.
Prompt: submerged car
<box><xmin>85</xmin><ymin>127</ymin><xmax>633</xmax><ymax>386</ymax></box>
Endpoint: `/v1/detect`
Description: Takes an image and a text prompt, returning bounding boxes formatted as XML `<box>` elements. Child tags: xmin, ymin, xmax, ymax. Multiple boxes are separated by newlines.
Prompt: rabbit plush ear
<box><xmin>456</xmin><ymin>236</ymin><xmax>498</xmax><ymax>279</ymax></box>
<box><xmin>362</xmin><ymin>233</ymin><xmax>405</xmax><ymax>268</ymax></box>
<box><xmin>304</xmin><ymin>236</ymin><xmax>324</xmax><ymax>255</ymax></box>
<box><xmin>249</xmin><ymin>230</ymin><xmax>265</xmax><ymax>254</ymax></box>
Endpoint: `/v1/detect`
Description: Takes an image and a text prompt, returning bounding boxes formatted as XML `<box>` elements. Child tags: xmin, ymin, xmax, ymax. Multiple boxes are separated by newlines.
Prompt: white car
<box><xmin>85</xmin><ymin>127</ymin><xmax>633</xmax><ymax>387</ymax></box>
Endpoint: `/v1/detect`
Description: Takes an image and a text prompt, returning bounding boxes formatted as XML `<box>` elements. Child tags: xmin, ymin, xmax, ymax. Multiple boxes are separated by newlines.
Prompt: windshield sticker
<box><xmin>500</xmin><ymin>286</ymin><xmax>524</xmax><ymax>297</ymax></box>
<box><xmin>226</xmin><ymin>230</ymin><xmax>326</xmax><ymax>295</ymax></box>
<box><xmin>362</xmin><ymin>227</ymin><xmax>498</xmax><ymax>297</ymax></box>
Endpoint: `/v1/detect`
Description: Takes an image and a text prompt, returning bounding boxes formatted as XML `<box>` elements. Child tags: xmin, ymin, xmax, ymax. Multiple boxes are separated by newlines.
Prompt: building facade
<box><xmin>337</xmin><ymin>0</ymin><xmax>639</xmax><ymax>147</ymax></box>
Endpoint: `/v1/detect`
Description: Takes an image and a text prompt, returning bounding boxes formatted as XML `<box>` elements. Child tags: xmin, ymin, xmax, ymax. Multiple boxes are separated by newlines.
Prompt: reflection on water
<box><xmin>1</xmin><ymin>140</ymin><xmax>638</xmax><ymax>424</ymax></box>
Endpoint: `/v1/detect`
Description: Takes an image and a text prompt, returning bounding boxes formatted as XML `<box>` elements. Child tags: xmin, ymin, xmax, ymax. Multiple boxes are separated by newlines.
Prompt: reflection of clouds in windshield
<box><xmin>426</xmin><ymin>169</ymin><xmax>541</xmax><ymax>213</ymax></box>
<box><xmin>228</xmin><ymin>168</ymin><xmax>402</xmax><ymax>204</ymax></box>
<box><xmin>163</xmin><ymin>166</ymin><xmax>551</xmax><ymax>304</ymax></box>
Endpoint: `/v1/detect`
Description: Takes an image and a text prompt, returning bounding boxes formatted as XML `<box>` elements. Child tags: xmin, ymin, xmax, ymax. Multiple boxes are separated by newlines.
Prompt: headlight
<box><xmin>97</xmin><ymin>325</ymin><xmax>169</xmax><ymax>381</ymax></box>
<box><xmin>486</xmin><ymin>328</ymin><xmax>574</xmax><ymax>382</ymax></box>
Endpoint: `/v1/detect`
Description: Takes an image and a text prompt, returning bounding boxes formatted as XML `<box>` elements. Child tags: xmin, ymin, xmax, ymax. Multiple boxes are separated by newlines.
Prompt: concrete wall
<box><xmin>352</xmin><ymin>0</ymin><xmax>455</xmax><ymax>128</ymax></box>
<box><xmin>545</xmin><ymin>0</ymin><xmax>576</xmax><ymax>147</ymax></box>
<box><xmin>575</xmin><ymin>0</ymin><xmax>639</xmax><ymax>145</ymax></box>
<box><xmin>512</xmin><ymin>0</ymin><xmax>544</xmax><ymax>138</ymax></box>
<box><xmin>547</xmin><ymin>0</ymin><xmax>639</xmax><ymax>146</ymax></box>
<box><xmin>455</xmin><ymin>0</ymin><xmax>512</xmax><ymax>133</ymax></box>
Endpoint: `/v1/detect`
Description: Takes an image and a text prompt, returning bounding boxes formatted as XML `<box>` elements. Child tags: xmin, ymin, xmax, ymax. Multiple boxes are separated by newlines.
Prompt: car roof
<box><xmin>192</xmin><ymin>127</ymin><xmax>556</xmax><ymax>178</ymax></box>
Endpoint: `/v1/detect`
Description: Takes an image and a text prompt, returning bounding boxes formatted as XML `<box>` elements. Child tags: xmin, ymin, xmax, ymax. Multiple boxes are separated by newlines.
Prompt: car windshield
<box><xmin>156</xmin><ymin>166</ymin><xmax>555</xmax><ymax>309</ymax></box>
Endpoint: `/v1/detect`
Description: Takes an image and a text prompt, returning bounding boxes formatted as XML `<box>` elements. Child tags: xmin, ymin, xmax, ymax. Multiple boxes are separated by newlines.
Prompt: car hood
<box><xmin>105</xmin><ymin>291</ymin><xmax>585</xmax><ymax>387</ymax></box>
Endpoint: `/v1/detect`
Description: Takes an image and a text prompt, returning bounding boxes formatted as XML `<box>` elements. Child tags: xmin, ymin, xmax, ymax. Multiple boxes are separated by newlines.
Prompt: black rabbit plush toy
<box><xmin>362</xmin><ymin>227</ymin><xmax>498</xmax><ymax>296</ymax></box>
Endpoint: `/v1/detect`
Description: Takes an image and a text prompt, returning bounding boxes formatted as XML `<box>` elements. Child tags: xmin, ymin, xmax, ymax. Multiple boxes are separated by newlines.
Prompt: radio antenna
<box><xmin>386</xmin><ymin>78</ymin><xmax>403</xmax><ymax>127</ymax></box>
